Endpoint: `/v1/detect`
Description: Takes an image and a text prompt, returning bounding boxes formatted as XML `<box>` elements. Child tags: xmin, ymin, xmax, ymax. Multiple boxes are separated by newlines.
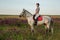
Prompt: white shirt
<box><xmin>35</xmin><ymin>7</ymin><xmax>40</xmax><ymax>19</ymax></box>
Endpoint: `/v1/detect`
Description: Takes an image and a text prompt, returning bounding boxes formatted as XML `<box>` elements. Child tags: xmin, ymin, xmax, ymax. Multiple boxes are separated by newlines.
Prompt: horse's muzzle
<box><xmin>19</xmin><ymin>15</ymin><xmax>22</xmax><ymax>17</ymax></box>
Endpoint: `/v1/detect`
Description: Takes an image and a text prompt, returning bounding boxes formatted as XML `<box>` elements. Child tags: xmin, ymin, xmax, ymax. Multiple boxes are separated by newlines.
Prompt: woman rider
<box><xmin>33</xmin><ymin>3</ymin><xmax>40</xmax><ymax>25</ymax></box>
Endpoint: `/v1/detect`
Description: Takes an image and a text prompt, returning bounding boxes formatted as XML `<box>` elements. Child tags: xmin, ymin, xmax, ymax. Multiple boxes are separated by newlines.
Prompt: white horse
<box><xmin>19</xmin><ymin>9</ymin><xmax>53</xmax><ymax>34</ymax></box>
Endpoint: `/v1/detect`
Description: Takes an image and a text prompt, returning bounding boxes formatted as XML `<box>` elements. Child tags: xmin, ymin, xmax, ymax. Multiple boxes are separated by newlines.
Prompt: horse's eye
<box><xmin>22</xmin><ymin>11</ymin><xmax>24</xmax><ymax>13</ymax></box>
<box><xmin>22</xmin><ymin>12</ymin><xmax>24</xmax><ymax>13</ymax></box>
<box><xmin>23</xmin><ymin>11</ymin><xmax>25</xmax><ymax>13</ymax></box>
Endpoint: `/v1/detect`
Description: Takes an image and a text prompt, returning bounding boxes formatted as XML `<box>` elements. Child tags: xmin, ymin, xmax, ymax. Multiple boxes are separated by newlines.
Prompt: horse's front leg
<box><xmin>27</xmin><ymin>18</ymin><xmax>34</xmax><ymax>33</ymax></box>
<box><xmin>30</xmin><ymin>25</ymin><xmax>34</xmax><ymax>33</ymax></box>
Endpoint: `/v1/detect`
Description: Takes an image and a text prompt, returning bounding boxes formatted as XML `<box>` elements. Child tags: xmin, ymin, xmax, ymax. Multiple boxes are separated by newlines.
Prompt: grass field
<box><xmin>0</xmin><ymin>15</ymin><xmax>60</xmax><ymax>40</ymax></box>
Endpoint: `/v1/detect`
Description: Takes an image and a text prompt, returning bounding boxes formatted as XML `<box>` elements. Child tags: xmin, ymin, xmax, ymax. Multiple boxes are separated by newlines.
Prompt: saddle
<box><xmin>37</xmin><ymin>16</ymin><xmax>43</xmax><ymax>21</ymax></box>
<box><xmin>33</xmin><ymin>15</ymin><xmax>43</xmax><ymax>21</ymax></box>
<box><xmin>33</xmin><ymin>15</ymin><xmax>43</xmax><ymax>25</ymax></box>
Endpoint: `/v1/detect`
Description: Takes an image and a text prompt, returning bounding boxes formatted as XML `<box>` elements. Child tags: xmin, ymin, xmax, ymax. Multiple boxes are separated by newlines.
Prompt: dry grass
<box><xmin>0</xmin><ymin>15</ymin><xmax>60</xmax><ymax>40</ymax></box>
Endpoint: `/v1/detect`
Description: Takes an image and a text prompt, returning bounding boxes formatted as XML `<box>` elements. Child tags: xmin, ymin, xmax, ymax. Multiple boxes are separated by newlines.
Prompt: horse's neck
<box><xmin>25</xmin><ymin>11</ymin><xmax>32</xmax><ymax>17</ymax></box>
<box><xmin>24</xmin><ymin>10</ymin><xmax>33</xmax><ymax>20</ymax></box>
<box><xmin>26</xmin><ymin>16</ymin><xmax>33</xmax><ymax>22</ymax></box>
<box><xmin>26</xmin><ymin>13</ymin><xmax>32</xmax><ymax>17</ymax></box>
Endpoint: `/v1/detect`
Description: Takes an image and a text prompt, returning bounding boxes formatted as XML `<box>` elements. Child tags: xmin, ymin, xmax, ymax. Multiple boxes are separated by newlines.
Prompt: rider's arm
<box><xmin>35</xmin><ymin>8</ymin><xmax>40</xmax><ymax>14</ymax></box>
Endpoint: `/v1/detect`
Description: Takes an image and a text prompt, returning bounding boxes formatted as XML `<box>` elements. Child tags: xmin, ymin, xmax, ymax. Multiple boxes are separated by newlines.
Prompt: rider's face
<box><xmin>36</xmin><ymin>4</ymin><xmax>39</xmax><ymax>7</ymax></box>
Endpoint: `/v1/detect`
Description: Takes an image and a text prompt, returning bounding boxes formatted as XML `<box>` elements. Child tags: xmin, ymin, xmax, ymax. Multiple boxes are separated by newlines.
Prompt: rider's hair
<box><xmin>36</xmin><ymin>3</ymin><xmax>40</xmax><ymax>6</ymax></box>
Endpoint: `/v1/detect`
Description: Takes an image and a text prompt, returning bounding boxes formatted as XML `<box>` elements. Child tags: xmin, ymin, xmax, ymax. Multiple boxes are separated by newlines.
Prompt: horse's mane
<box><xmin>23</xmin><ymin>9</ymin><xmax>32</xmax><ymax>16</ymax></box>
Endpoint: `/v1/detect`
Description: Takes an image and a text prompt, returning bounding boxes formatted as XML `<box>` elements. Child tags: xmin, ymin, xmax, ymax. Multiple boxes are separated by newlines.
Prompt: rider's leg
<box><xmin>34</xmin><ymin>14</ymin><xmax>39</xmax><ymax>25</ymax></box>
<box><xmin>34</xmin><ymin>19</ymin><xmax>37</xmax><ymax>25</ymax></box>
<box><xmin>34</xmin><ymin>17</ymin><xmax>38</xmax><ymax>25</ymax></box>
<box><xmin>33</xmin><ymin>14</ymin><xmax>36</xmax><ymax>20</ymax></box>
<box><xmin>33</xmin><ymin>14</ymin><xmax>39</xmax><ymax>25</ymax></box>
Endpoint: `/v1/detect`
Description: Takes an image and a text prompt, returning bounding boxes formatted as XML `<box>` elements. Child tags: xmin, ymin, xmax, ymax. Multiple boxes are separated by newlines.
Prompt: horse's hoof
<box><xmin>31</xmin><ymin>30</ymin><xmax>34</xmax><ymax>33</ymax></box>
<box><xmin>49</xmin><ymin>29</ymin><xmax>51</xmax><ymax>32</ymax></box>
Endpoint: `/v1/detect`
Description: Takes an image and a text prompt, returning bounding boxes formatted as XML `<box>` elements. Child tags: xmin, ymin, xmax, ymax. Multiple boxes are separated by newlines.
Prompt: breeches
<box><xmin>35</xmin><ymin>14</ymin><xmax>39</xmax><ymax>19</ymax></box>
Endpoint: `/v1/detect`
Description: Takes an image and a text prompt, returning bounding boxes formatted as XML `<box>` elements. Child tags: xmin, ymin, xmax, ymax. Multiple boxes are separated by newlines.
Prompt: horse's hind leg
<box><xmin>45</xmin><ymin>23</ymin><xmax>50</xmax><ymax>34</ymax></box>
<box><xmin>51</xmin><ymin>27</ymin><xmax>53</xmax><ymax>34</ymax></box>
<box><xmin>45</xmin><ymin>25</ymin><xmax>48</xmax><ymax>34</ymax></box>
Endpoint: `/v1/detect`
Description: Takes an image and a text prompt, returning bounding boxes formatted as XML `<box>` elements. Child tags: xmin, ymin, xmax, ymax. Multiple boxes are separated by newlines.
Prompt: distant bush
<box><xmin>0</xmin><ymin>18</ymin><xmax>27</xmax><ymax>26</ymax></box>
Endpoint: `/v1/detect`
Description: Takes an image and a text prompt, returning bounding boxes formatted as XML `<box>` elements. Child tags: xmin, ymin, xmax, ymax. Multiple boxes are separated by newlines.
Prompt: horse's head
<box><xmin>19</xmin><ymin>9</ymin><xmax>26</xmax><ymax>17</ymax></box>
<box><xmin>19</xmin><ymin>9</ymin><xmax>32</xmax><ymax>17</ymax></box>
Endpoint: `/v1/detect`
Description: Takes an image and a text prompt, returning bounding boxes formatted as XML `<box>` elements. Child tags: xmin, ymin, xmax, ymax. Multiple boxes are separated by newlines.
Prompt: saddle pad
<box><xmin>38</xmin><ymin>16</ymin><xmax>43</xmax><ymax>21</ymax></box>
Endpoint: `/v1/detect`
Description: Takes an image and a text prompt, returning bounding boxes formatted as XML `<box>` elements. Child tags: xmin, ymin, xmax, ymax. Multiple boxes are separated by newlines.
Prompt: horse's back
<box><xmin>42</xmin><ymin>16</ymin><xmax>51</xmax><ymax>24</ymax></box>
<box><xmin>43</xmin><ymin>16</ymin><xmax>51</xmax><ymax>20</ymax></box>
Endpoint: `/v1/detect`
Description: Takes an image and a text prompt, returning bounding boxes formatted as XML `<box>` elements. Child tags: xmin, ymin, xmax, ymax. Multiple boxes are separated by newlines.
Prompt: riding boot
<box><xmin>33</xmin><ymin>14</ymin><xmax>36</xmax><ymax>20</ymax></box>
<box><xmin>34</xmin><ymin>19</ymin><xmax>37</xmax><ymax>25</ymax></box>
<box><xmin>33</xmin><ymin>14</ymin><xmax>38</xmax><ymax>26</ymax></box>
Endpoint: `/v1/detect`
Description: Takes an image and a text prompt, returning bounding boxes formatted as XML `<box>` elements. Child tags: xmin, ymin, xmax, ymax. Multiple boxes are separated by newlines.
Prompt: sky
<box><xmin>0</xmin><ymin>0</ymin><xmax>60</xmax><ymax>15</ymax></box>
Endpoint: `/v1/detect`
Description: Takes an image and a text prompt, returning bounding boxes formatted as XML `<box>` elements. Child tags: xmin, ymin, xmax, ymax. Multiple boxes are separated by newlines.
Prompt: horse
<box><xmin>19</xmin><ymin>9</ymin><xmax>54</xmax><ymax>34</ymax></box>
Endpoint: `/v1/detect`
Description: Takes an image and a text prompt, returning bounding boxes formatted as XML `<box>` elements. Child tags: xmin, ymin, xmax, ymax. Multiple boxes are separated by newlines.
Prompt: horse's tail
<box><xmin>51</xmin><ymin>19</ymin><xmax>54</xmax><ymax>28</ymax></box>
<box><xmin>50</xmin><ymin>19</ymin><xmax>54</xmax><ymax>34</ymax></box>
<box><xmin>51</xmin><ymin>19</ymin><xmax>54</xmax><ymax>25</ymax></box>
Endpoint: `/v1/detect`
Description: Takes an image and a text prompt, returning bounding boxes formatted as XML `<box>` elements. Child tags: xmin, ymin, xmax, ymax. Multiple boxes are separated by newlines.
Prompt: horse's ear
<box><xmin>23</xmin><ymin>8</ymin><xmax>25</xmax><ymax>11</ymax></box>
